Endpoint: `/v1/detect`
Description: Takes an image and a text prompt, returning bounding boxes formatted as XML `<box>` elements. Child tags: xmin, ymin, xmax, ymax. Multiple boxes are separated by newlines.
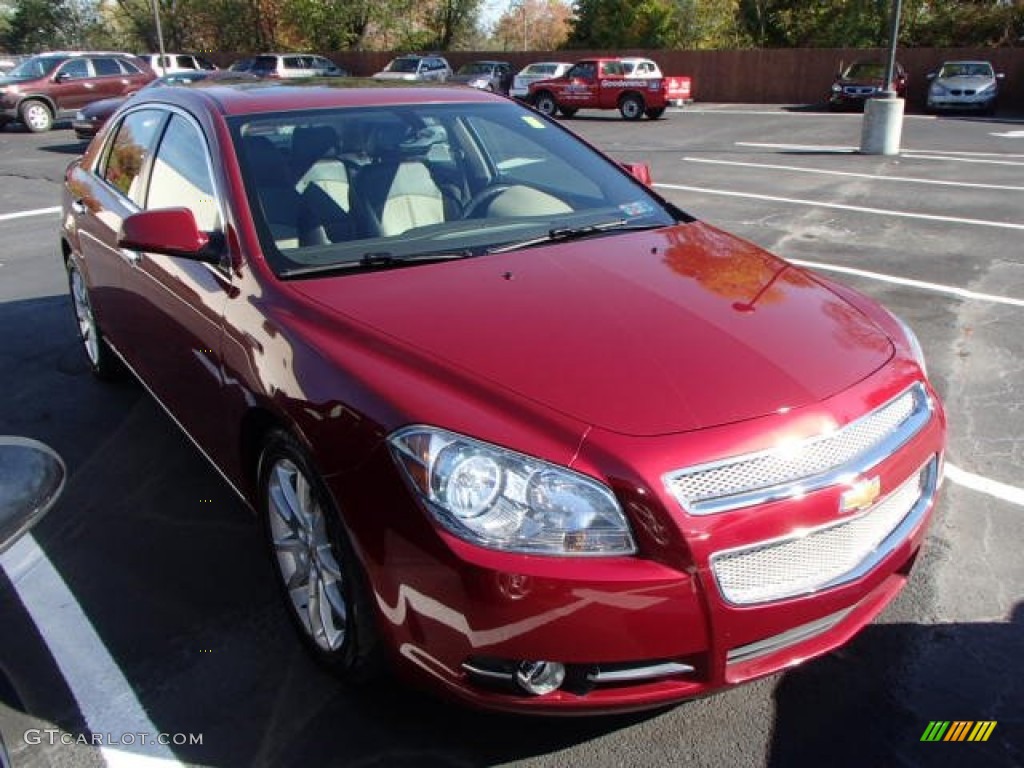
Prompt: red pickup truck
<box><xmin>527</xmin><ymin>58</ymin><xmax>690</xmax><ymax>120</ymax></box>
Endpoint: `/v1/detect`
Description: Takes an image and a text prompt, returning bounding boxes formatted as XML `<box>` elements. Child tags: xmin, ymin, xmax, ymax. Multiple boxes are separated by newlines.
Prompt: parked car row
<box><xmin>828</xmin><ymin>57</ymin><xmax>1005</xmax><ymax>115</ymax></box>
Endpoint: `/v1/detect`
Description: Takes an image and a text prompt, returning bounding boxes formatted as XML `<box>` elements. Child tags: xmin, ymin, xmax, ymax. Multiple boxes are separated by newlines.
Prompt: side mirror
<box><xmin>118</xmin><ymin>208</ymin><xmax>224</xmax><ymax>264</ymax></box>
<box><xmin>55</xmin><ymin>72</ymin><xmax>71</xmax><ymax>83</ymax></box>
<box><xmin>997</xmin><ymin>72</ymin><xmax>1005</xmax><ymax>80</ymax></box>
<box><xmin>621</xmin><ymin>162</ymin><xmax>652</xmax><ymax>186</ymax></box>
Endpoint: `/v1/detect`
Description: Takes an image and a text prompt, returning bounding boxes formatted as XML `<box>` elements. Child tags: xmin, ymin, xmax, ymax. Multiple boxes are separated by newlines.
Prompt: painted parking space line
<box><xmin>737</xmin><ymin>142</ymin><xmax>1024</xmax><ymax>160</ymax></box>
<box><xmin>0</xmin><ymin>206</ymin><xmax>61</xmax><ymax>223</ymax></box>
<box><xmin>653</xmin><ymin>183</ymin><xmax>1024</xmax><ymax>231</ymax></box>
<box><xmin>901</xmin><ymin>154</ymin><xmax>1024</xmax><ymax>167</ymax></box>
<box><xmin>682</xmin><ymin>157</ymin><xmax>1024</xmax><ymax>192</ymax></box>
<box><xmin>787</xmin><ymin>259</ymin><xmax>1024</xmax><ymax>308</ymax></box>
<box><xmin>946</xmin><ymin>463</ymin><xmax>1024</xmax><ymax>508</ymax></box>
<box><xmin>0</xmin><ymin>534</ymin><xmax>184</xmax><ymax>768</ymax></box>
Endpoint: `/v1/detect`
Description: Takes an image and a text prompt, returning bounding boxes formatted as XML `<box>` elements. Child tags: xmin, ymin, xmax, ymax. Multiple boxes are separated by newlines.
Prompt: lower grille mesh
<box><xmin>710</xmin><ymin>459</ymin><xmax>935</xmax><ymax>605</ymax></box>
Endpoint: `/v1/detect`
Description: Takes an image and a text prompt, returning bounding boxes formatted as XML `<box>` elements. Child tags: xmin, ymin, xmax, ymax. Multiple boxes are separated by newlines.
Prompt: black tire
<box><xmin>19</xmin><ymin>100</ymin><xmax>53</xmax><ymax>133</ymax></box>
<box><xmin>644</xmin><ymin>106</ymin><xmax>666</xmax><ymax>119</ymax></box>
<box><xmin>558</xmin><ymin>106</ymin><xmax>577</xmax><ymax>118</ymax></box>
<box><xmin>258</xmin><ymin>430</ymin><xmax>383</xmax><ymax>682</ymax></box>
<box><xmin>619</xmin><ymin>94</ymin><xmax>644</xmax><ymax>121</ymax></box>
<box><xmin>66</xmin><ymin>259</ymin><xmax>122</xmax><ymax>380</ymax></box>
<box><xmin>534</xmin><ymin>92</ymin><xmax>558</xmax><ymax>117</ymax></box>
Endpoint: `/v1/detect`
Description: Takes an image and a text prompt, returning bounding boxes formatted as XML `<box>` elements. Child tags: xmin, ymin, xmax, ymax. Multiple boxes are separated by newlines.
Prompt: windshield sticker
<box><xmin>521</xmin><ymin>115</ymin><xmax>545</xmax><ymax>129</ymax></box>
<box><xmin>620</xmin><ymin>201</ymin><xmax>654</xmax><ymax>217</ymax></box>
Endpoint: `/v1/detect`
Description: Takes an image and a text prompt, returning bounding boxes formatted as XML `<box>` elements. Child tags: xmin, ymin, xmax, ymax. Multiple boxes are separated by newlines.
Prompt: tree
<box><xmin>3</xmin><ymin>0</ymin><xmax>69</xmax><ymax>51</ymax></box>
<box><xmin>568</xmin><ymin>0</ymin><xmax>678</xmax><ymax>48</ymax></box>
<box><xmin>492</xmin><ymin>0</ymin><xmax>571</xmax><ymax>51</ymax></box>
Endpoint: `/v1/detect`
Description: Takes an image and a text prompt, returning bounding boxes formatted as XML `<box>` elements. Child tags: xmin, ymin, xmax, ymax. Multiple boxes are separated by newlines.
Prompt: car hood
<box><xmin>373</xmin><ymin>71</ymin><xmax>419</xmax><ymax>80</ymax></box>
<box><xmin>450</xmin><ymin>74</ymin><xmax>490</xmax><ymax>84</ymax></box>
<box><xmin>290</xmin><ymin>222</ymin><xmax>895</xmax><ymax>436</ymax></box>
<box><xmin>934</xmin><ymin>75</ymin><xmax>994</xmax><ymax>89</ymax></box>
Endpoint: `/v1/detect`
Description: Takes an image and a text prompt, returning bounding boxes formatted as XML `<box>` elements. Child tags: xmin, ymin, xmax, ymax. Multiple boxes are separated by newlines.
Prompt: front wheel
<box><xmin>619</xmin><ymin>94</ymin><xmax>644</xmax><ymax>121</ymax></box>
<box><xmin>534</xmin><ymin>92</ymin><xmax>558</xmax><ymax>117</ymax></box>
<box><xmin>20</xmin><ymin>100</ymin><xmax>53</xmax><ymax>133</ymax></box>
<box><xmin>258</xmin><ymin>430</ymin><xmax>382</xmax><ymax>681</ymax></box>
<box><xmin>645</xmin><ymin>106</ymin><xmax>666</xmax><ymax>119</ymax></box>
<box><xmin>67</xmin><ymin>259</ymin><xmax>121</xmax><ymax>379</ymax></box>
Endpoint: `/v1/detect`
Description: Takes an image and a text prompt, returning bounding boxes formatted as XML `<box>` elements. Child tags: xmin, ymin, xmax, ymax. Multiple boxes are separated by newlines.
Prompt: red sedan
<box><xmin>61</xmin><ymin>82</ymin><xmax>946</xmax><ymax>714</ymax></box>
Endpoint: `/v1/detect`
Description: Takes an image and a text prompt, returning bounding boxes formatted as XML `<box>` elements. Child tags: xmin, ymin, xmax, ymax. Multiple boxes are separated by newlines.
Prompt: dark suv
<box><xmin>0</xmin><ymin>51</ymin><xmax>154</xmax><ymax>132</ymax></box>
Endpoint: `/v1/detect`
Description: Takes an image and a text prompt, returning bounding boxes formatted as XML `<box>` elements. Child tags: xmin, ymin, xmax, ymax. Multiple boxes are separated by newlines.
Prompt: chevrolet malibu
<box><xmin>61</xmin><ymin>81</ymin><xmax>946</xmax><ymax>714</ymax></box>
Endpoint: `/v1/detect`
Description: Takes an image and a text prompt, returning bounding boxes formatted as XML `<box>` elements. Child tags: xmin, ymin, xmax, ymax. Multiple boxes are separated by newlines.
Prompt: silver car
<box><xmin>927</xmin><ymin>60</ymin><xmax>1003</xmax><ymax>115</ymax></box>
<box><xmin>372</xmin><ymin>55</ymin><xmax>452</xmax><ymax>83</ymax></box>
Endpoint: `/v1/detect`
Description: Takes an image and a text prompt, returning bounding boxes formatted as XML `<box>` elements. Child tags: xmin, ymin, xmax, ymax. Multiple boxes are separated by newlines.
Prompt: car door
<box><xmin>68</xmin><ymin>108</ymin><xmax>168</xmax><ymax>356</ymax></box>
<box><xmin>561</xmin><ymin>62</ymin><xmax>597</xmax><ymax>107</ymax></box>
<box><xmin>116</xmin><ymin>109</ymin><xmax>233</xmax><ymax>461</ymax></box>
<box><xmin>52</xmin><ymin>58</ymin><xmax>96</xmax><ymax>113</ymax></box>
<box><xmin>90</xmin><ymin>57</ymin><xmax>138</xmax><ymax>101</ymax></box>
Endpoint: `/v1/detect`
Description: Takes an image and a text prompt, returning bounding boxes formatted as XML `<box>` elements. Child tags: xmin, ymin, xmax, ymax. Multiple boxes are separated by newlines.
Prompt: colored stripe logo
<box><xmin>921</xmin><ymin>721</ymin><xmax>997</xmax><ymax>742</ymax></box>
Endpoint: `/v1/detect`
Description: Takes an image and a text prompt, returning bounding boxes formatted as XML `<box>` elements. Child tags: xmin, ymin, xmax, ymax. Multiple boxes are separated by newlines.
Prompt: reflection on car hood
<box><xmin>373</xmin><ymin>71</ymin><xmax>418</xmax><ymax>80</ymax></box>
<box><xmin>290</xmin><ymin>222</ymin><xmax>894</xmax><ymax>436</ymax></box>
<box><xmin>934</xmin><ymin>75</ymin><xmax>994</xmax><ymax>89</ymax></box>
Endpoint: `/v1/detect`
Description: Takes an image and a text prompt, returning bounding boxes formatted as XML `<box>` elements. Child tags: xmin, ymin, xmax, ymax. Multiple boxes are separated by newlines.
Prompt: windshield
<box><xmin>457</xmin><ymin>63</ymin><xmax>493</xmax><ymax>76</ymax></box>
<box><xmin>5</xmin><ymin>56</ymin><xmax>64</xmax><ymax>80</ymax></box>
<box><xmin>938</xmin><ymin>62</ymin><xmax>993</xmax><ymax>78</ymax></box>
<box><xmin>386</xmin><ymin>58</ymin><xmax>421</xmax><ymax>73</ymax></box>
<box><xmin>230</xmin><ymin>101</ymin><xmax>681</xmax><ymax>277</ymax></box>
<box><xmin>844</xmin><ymin>61</ymin><xmax>886</xmax><ymax>80</ymax></box>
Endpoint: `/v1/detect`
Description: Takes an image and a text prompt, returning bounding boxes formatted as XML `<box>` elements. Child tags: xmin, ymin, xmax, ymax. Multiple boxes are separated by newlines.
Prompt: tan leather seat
<box><xmin>350</xmin><ymin>123</ymin><xmax>448</xmax><ymax>237</ymax></box>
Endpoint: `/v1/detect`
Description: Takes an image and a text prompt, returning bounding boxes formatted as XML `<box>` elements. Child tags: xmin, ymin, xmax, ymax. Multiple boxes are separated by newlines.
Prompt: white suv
<box><xmin>509</xmin><ymin>61</ymin><xmax>572</xmax><ymax>99</ymax></box>
<box><xmin>373</xmin><ymin>55</ymin><xmax>452</xmax><ymax>83</ymax></box>
<box><xmin>249</xmin><ymin>54</ymin><xmax>348</xmax><ymax>79</ymax></box>
<box><xmin>142</xmin><ymin>53</ymin><xmax>218</xmax><ymax>76</ymax></box>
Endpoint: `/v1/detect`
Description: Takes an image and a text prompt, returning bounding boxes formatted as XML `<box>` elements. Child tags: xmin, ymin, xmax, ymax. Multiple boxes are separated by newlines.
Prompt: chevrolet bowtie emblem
<box><xmin>840</xmin><ymin>476</ymin><xmax>881</xmax><ymax>513</ymax></box>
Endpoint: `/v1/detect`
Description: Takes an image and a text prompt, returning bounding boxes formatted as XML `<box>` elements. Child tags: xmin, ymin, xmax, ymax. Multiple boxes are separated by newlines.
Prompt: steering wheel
<box><xmin>461</xmin><ymin>184</ymin><xmax>514</xmax><ymax>219</ymax></box>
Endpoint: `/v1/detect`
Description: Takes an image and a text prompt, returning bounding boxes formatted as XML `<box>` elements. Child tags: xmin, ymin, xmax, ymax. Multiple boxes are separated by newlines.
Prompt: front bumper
<box><xmin>350</xmin><ymin>375</ymin><xmax>945</xmax><ymax>713</ymax></box>
<box><xmin>927</xmin><ymin>94</ymin><xmax>995</xmax><ymax>111</ymax></box>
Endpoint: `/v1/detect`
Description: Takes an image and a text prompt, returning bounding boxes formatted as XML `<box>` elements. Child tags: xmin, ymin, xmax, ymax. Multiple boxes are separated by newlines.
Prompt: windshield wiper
<box><xmin>280</xmin><ymin>249</ymin><xmax>474</xmax><ymax>279</ymax></box>
<box><xmin>487</xmin><ymin>219</ymin><xmax>659</xmax><ymax>254</ymax></box>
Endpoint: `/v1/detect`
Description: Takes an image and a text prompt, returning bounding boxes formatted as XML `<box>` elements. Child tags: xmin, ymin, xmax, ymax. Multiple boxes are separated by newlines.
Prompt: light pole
<box><xmin>860</xmin><ymin>0</ymin><xmax>904</xmax><ymax>155</ymax></box>
<box><xmin>522</xmin><ymin>0</ymin><xmax>528</xmax><ymax>52</ymax></box>
<box><xmin>150</xmin><ymin>0</ymin><xmax>167</xmax><ymax>74</ymax></box>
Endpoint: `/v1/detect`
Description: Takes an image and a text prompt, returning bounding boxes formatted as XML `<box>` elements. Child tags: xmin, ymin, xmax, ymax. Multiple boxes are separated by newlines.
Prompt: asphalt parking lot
<box><xmin>1</xmin><ymin>105</ymin><xmax>1022</xmax><ymax>768</ymax></box>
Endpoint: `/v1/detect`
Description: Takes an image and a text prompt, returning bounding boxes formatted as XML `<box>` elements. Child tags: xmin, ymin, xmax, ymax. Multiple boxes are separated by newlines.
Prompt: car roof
<box><xmin>940</xmin><ymin>60</ymin><xmax>992</xmax><ymax>66</ymax></box>
<box><xmin>130</xmin><ymin>80</ymin><xmax>503</xmax><ymax>117</ymax></box>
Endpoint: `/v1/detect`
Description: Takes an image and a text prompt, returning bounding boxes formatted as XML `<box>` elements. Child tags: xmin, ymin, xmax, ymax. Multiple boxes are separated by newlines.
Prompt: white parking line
<box><xmin>0</xmin><ymin>535</ymin><xmax>184</xmax><ymax>767</ymax></box>
<box><xmin>946</xmin><ymin>463</ymin><xmax>1024</xmax><ymax>508</ymax></box>
<box><xmin>0</xmin><ymin>206</ymin><xmax>61</xmax><ymax>223</ymax></box>
<box><xmin>901</xmin><ymin>154</ymin><xmax>1024</xmax><ymax>167</ymax></box>
<box><xmin>787</xmin><ymin>259</ymin><xmax>1024</xmax><ymax>308</ymax></box>
<box><xmin>682</xmin><ymin>157</ymin><xmax>1024</xmax><ymax>192</ymax></box>
<box><xmin>737</xmin><ymin>142</ymin><xmax>1024</xmax><ymax>160</ymax></box>
<box><xmin>653</xmin><ymin>182</ymin><xmax>1024</xmax><ymax>231</ymax></box>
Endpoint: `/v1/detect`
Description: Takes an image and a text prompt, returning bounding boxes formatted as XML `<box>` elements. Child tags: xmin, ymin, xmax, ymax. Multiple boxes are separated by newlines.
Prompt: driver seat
<box><xmin>350</xmin><ymin>124</ymin><xmax>448</xmax><ymax>237</ymax></box>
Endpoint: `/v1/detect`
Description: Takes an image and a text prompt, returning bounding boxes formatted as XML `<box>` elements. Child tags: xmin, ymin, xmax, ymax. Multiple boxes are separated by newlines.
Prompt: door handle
<box><xmin>120</xmin><ymin>249</ymin><xmax>143</xmax><ymax>266</ymax></box>
<box><xmin>71</xmin><ymin>199</ymin><xmax>87</xmax><ymax>215</ymax></box>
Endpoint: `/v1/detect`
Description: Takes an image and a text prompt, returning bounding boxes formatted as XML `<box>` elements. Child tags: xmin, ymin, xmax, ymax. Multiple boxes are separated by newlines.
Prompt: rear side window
<box><xmin>284</xmin><ymin>57</ymin><xmax>304</xmax><ymax>69</ymax></box>
<box><xmin>252</xmin><ymin>56</ymin><xmax>277</xmax><ymax>73</ymax></box>
<box><xmin>101</xmin><ymin>109</ymin><xmax>165</xmax><ymax>202</ymax></box>
<box><xmin>176</xmin><ymin>56</ymin><xmax>197</xmax><ymax>69</ymax></box>
<box><xmin>92</xmin><ymin>58</ymin><xmax>122</xmax><ymax>77</ymax></box>
<box><xmin>118</xmin><ymin>58</ymin><xmax>143</xmax><ymax>74</ymax></box>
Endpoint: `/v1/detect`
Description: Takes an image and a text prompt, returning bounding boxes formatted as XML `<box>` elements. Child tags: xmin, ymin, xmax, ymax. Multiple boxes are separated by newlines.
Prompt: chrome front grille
<box><xmin>710</xmin><ymin>457</ymin><xmax>938</xmax><ymax>605</ymax></box>
<box><xmin>664</xmin><ymin>383</ymin><xmax>931</xmax><ymax>515</ymax></box>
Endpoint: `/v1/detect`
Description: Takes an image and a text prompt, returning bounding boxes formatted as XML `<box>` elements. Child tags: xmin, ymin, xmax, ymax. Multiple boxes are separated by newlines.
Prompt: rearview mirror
<box><xmin>118</xmin><ymin>208</ymin><xmax>224</xmax><ymax>264</ymax></box>
<box><xmin>621</xmin><ymin>162</ymin><xmax>652</xmax><ymax>185</ymax></box>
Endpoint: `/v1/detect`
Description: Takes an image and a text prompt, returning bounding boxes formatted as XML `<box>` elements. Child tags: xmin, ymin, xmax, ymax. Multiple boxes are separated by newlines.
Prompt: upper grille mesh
<box><xmin>666</xmin><ymin>385</ymin><xmax>923</xmax><ymax>514</ymax></box>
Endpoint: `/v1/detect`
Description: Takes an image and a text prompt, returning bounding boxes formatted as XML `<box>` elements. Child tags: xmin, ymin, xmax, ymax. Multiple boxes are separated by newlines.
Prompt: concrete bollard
<box><xmin>860</xmin><ymin>92</ymin><xmax>905</xmax><ymax>155</ymax></box>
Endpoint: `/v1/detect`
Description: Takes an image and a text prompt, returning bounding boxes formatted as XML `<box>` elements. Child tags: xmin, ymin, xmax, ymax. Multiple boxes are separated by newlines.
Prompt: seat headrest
<box><xmin>242</xmin><ymin>135</ymin><xmax>292</xmax><ymax>186</ymax></box>
<box><xmin>292</xmin><ymin>125</ymin><xmax>337</xmax><ymax>171</ymax></box>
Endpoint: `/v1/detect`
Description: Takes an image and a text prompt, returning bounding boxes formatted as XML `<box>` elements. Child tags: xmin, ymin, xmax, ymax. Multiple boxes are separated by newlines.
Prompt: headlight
<box><xmin>831</xmin><ymin>84</ymin><xmax>842</xmax><ymax>92</ymax></box>
<box><xmin>389</xmin><ymin>426</ymin><xmax>636</xmax><ymax>556</ymax></box>
<box><xmin>74</xmin><ymin>110</ymin><xmax>84</xmax><ymax>120</ymax></box>
<box><xmin>470</xmin><ymin>78</ymin><xmax>488</xmax><ymax>89</ymax></box>
<box><xmin>894</xmin><ymin>316</ymin><xmax>928</xmax><ymax>376</ymax></box>
<box><xmin>977</xmin><ymin>81</ymin><xmax>995</xmax><ymax>94</ymax></box>
<box><xmin>929</xmin><ymin>83</ymin><xmax>947</xmax><ymax>95</ymax></box>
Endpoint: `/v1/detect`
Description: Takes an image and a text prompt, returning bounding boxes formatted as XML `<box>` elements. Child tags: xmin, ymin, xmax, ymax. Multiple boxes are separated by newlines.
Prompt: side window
<box><xmin>101</xmin><ymin>109</ymin><xmax>165</xmax><ymax>202</ymax></box>
<box><xmin>59</xmin><ymin>59</ymin><xmax>89</xmax><ymax>80</ymax></box>
<box><xmin>147</xmin><ymin>114</ymin><xmax>220</xmax><ymax>232</ymax></box>
<box><xmin>284</xmin><ymin>56</ymin><xmax>303</xmax><ymax>70</ymax></box>
<box><xmin>93</xmin><ymin>58</ymin><xmax>121</xmax><ymax>77</ymax></box>
<box><xmin>176</xmin><ymin>55</ymin><xmax>196</xmax><ymax>70</ymax></box>
<box><xmin>118</xmin><ymin>58</ymin><xmax>143</xmax><ymax>74</ymax></box>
